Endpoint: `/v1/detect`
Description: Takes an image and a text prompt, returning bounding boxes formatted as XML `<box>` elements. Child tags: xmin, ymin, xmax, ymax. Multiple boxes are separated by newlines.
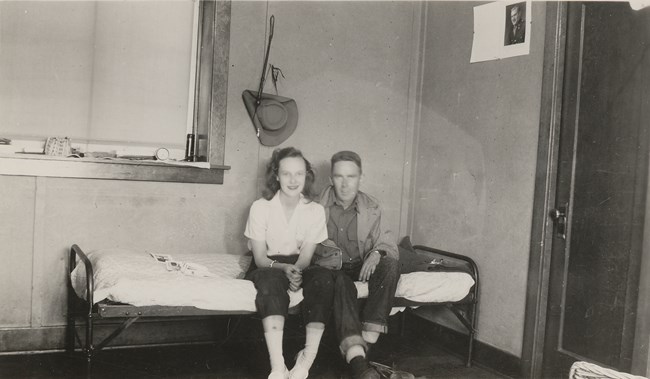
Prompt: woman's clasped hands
<box><xmin>284</xmin><ymin>264</ymin><xmax>303</xmax><ymax>292</ymax></box>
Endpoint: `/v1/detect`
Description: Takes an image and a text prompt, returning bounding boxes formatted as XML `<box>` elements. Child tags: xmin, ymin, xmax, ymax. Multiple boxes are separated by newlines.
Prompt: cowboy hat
<box><xmin>242</xmin><ymin>89</ymin><xmax>298</xmax><ymax>147</ymax></box>
<box><xmin>242</xmin><ymin>15</ymin><xmax>299</xmax><ymax>146</ymax></box>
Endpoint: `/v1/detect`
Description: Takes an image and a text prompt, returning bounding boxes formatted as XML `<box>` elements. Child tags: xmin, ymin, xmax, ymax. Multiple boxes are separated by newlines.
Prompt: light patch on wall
<box><xmin>470</xmin><ymin>0</ymin><xmax>532</xmax><ymax>63</ymax></box>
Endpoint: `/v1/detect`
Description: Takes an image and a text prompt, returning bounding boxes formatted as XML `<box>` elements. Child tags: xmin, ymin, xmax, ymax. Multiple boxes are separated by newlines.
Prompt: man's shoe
<box><xmin>357</xmin><ymin>366</ymin><xmax>381</xmax><ymax>379</ymax></box>
<box><xmin>368</xmin><ymin>361</ymin><xmax>415</xmax><ymax>379</ymax></box>
<box><xmin>349</xmin><ymin>356</ymin><xmax>369</xmax><ymax>378</ymax></box>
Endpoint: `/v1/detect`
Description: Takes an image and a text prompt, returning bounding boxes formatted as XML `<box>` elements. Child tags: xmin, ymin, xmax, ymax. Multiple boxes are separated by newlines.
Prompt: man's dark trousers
<box><xmin>331</xmin><ymin>256</ymin><xmax>400</xmax><ymax>353</ymax></box>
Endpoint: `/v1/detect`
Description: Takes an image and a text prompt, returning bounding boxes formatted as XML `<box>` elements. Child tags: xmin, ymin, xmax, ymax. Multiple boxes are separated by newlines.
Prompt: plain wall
<box><xmin>409</xmin><ymin>1</ymin><xmax>546</xmax><ymax>357</ymax></box>
<box><xmin>0</xmin><ymin>1</ymin><xmax>418</xmax><ymax>351</ymax></box>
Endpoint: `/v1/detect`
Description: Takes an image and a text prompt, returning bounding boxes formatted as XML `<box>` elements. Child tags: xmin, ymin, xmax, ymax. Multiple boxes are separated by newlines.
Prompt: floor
<box><xmin>0</xmin><ymin>317</ymin><xmax>508</xmax><ymax>379</ymax></box>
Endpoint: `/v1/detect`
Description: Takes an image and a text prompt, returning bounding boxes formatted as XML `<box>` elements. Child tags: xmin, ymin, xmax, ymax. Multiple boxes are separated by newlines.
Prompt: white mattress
<box><xmin>70</xmin><ymin>248</ymin><xmax>475</xmax><ymax>312</ymax></box>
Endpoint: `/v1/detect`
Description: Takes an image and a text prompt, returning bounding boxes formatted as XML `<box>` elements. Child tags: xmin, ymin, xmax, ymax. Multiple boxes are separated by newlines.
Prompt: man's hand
<box><xmin>359</xmin><ymin>251</ymin><xmax>381</xmax><ymax>282</ymax></box>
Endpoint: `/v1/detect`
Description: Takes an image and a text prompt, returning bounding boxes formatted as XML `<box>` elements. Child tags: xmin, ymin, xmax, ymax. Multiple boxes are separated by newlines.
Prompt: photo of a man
<box><xmin>505</xmin><ymin>2</ymin><xmax>526</xmax><ymax>45</ymax></box>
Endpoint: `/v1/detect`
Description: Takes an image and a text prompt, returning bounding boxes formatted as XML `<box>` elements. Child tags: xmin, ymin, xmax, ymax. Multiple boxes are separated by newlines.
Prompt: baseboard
<box><xmin>0</xmin><ymin>314</ymin><xmax>305</xmax><ymax>354</ymax></box>
<box><xmin>0</xmin><ymin>316</ymin><xmax>256</xmax><ymax>353</ymax></box>
<box><xmin>405</xmin><ymin>311</ymin><xmax>522</xmax><ymax>378</ymax></box>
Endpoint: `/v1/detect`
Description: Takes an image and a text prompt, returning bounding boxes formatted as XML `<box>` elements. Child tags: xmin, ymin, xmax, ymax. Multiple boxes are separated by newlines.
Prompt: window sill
<box><xmin>0</xmin><ymin>154</ymin><xmax>230</xmax><ymax>184</ymax></box>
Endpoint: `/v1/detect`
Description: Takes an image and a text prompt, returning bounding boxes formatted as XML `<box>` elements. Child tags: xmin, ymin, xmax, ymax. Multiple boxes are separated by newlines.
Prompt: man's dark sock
<box><xmin>365</xmin><ymin>343</ymin><xmax>375</xmax><ymax>356</ymax></box>
<box><xmin>349</xmin><ymin>356</ymin><xmax>369</xmax><ymax>377</ymax></box>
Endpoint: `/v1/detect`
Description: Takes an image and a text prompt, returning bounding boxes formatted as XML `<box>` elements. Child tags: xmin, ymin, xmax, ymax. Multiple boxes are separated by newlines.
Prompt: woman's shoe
<box><xmin>288</xmin><ymin>349</ymin><xmax>310</xmax><ymax>379</ymax></box>
<box><xmin>268</xmin><ymin>366</ymin><xmax>289</xmax><ymax>379</ymax></box>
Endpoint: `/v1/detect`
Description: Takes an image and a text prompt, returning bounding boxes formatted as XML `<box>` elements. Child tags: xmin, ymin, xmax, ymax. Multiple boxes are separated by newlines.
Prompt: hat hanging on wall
<box><xmin>242</xmin><ymin>15</ymin><xmax>298</xmax><ymax>147</ymax></box>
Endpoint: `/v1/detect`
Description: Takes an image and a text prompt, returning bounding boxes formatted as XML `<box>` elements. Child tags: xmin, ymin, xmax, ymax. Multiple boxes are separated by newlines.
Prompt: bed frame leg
<box><xmin>83</xmin><ymin>312</ymin><xmax>94</xmax><ymax>373</ymax></box>
<box><xmin>466</xmin><ymin>302</ymin><xmax>478</xmax><ymax>368</ymax></box>
<box><xmin>467</xmin><ymin>329</ymin><xmax>475</xmax><ymax>368</ymax></box>
<box><xmin>66</xmin><ymin>248</ymin><xmax>79</xmax><ymax>355</ymax></box>
<box><xmin>447</xmin><ymin>304</ymin><xmax>477</xmax><ymax>368</ymax></box>
<box><xmin>65</xmin><ymin>313</ymin><xmax>76</xmax><ymax>354</ymax></box>
<box><xmin>65</xmin><ymin>286</ymin><xmax>76</xmax><ymax>354</ymax></box>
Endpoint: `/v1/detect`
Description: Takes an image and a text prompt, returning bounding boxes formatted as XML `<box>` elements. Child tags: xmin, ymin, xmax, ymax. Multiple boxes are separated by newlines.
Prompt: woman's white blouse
<box><xmin>245</xmin><ymin>192</ymin><xmax>328</xmax><ymax>256</ymax></box>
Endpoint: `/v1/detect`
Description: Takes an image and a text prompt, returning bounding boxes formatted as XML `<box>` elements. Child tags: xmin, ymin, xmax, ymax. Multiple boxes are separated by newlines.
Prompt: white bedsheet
<box><xmin>70</xmin><ymin>249</ymin><xmax>474</xmax><ymax>312</ymax></box>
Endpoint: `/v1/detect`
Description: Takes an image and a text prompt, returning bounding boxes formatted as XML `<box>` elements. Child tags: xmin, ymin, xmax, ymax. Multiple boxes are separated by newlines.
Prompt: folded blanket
<box><xmin>398</xmin><ymin>236</ymin><xmax>473</xmax><ymax>275</ymax></box>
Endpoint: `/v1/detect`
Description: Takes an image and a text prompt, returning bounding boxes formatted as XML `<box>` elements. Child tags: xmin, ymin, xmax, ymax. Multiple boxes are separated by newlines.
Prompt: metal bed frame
<box><xmin>66</xmin><ymin>243</ymin><xmax>479</xmax><ymax>369</ymax></box>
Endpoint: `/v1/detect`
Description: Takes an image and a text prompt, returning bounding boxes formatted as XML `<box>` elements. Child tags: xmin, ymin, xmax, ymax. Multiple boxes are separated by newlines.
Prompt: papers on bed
<box><xmin>70</xmin><ymin>249</ymin><xmax>475</xmax><ymax>312</ymax></box>
<box><xmin>149</xmin><ymin>253</ymin><xmax>216</xmax><ymax>277</ymax></box>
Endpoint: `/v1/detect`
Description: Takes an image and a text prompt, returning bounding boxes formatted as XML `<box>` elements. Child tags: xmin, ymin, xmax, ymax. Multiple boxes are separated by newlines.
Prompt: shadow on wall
<box><xmin>413</xmin><ymin>105</ymin><xmax>487</xmax><ymax>252</ymax></box>
<box><xmin>313</xmin><ymin>160</ymin><xmax>331</xmax><ymax>195</ymax></box>
<box><xmin>228</xmin><ymin>205</ymin><xmax>254</xmax><ymax>254</ymax></box>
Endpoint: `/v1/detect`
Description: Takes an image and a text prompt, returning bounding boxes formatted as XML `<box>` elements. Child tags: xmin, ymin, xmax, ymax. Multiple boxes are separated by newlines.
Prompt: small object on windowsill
<box><xmin>154</xmin><ymin>147</ymin><xmax>170</xmax><ymax>161</ymax></box>
<box><xmin>185</xmin><ymin>133</ymin><xmax>195</xmax><ymax>161</ymax></box>
<box><xmin>44</xmin><ymin>137</ymin><xmax>72</xmax><ymax>156</ymax></box>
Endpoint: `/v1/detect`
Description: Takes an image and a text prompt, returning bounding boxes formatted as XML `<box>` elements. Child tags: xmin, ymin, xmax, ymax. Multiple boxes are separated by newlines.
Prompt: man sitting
<box><xmin>317</xmin><ymin>151</ymin><xmax>400</xmax><ymax>379</ymax></box>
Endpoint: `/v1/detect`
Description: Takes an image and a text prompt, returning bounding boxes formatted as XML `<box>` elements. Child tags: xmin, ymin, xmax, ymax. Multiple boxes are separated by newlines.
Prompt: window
<box><xmin>0</xmin><ymin>1</ymin><xmax>230</xmax><ymax>184</ymax></box>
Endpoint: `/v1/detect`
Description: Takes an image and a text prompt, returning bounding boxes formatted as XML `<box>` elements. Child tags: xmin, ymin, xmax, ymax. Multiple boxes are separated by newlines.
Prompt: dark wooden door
<box><xmin>542</xmin><ymin>2</ymin><xmax>650</xmax><ymax>377</ymax></box>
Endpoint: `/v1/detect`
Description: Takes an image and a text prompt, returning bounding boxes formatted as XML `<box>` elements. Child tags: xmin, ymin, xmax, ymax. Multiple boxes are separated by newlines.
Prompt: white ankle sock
<box><xmin>362</xmin><ymin>330</ymin><xmax>379</xmax><ymax>344</ymax></box>
<box><xmin>265</xmin><ymin>330</ymin><xmax>286</xmax><ymax>373</ymax></box>
<box><xmin>302</xmin><ymin>325</ymin><xmax>324</xmax><ymax>366</ymax></box>
<box><xmin>289</xmin><ymin>325</ymin><xmax>324</xmax><ymax>379</ymax></box>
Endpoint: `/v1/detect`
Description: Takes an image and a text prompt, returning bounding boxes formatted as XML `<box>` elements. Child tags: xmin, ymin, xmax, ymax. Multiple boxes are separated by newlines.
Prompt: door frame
<box><xmin>521</xmin><ymin>2</ymin><xmax>567</xmax><ymax>377</ymax></box>
<box><xmin>522</xmin><ymin>2</ymin><xmax>650</xmax><ymax>378</ymax></box>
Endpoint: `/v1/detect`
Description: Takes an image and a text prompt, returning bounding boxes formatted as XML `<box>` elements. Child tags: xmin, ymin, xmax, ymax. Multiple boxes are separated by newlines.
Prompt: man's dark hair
<box><xmin>263</xmin><ymin>147</ymin><xmax>315</xmax><ymax>201</ymax></box>
<box><xmin>330</xmin><ymin>151</ymin><xmax>362</xmax><ymax>173</ymax></box>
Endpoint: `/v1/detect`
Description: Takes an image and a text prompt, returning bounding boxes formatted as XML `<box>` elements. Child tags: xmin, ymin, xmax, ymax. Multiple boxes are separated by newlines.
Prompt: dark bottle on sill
<box><xmin>185</xmin><ymin>133</ymin><xmax>195</xmax><ymax>161</ymax></box>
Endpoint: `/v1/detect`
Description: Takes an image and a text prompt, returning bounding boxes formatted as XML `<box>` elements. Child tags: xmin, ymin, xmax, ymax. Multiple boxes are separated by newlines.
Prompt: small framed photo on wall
<box><xmin>471</xmin><ymin>0</ymin><xmax>531</xmax><ymax>63</ymax></box>
<box><xmin>504</xmin><ymin>2</ymin><xmax>526</xmax><ymax>46</ymax></box>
